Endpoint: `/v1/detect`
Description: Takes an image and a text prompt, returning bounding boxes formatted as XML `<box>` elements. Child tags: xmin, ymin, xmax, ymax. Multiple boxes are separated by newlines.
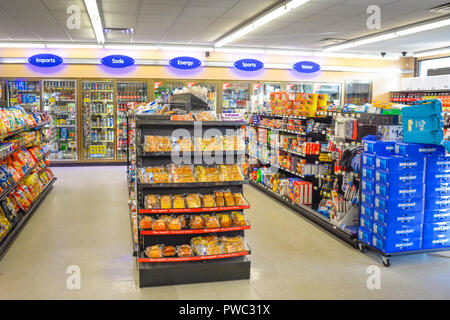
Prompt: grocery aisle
<box><xmin>0</xmin><ymin>166</ymin><xmax>448</xmax><ymax>299</ymax></box>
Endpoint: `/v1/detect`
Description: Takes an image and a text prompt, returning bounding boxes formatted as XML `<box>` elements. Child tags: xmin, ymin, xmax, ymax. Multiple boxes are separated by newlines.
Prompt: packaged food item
<box><xmin>195</xmin><ymin>111</ymin><xmax>218</xmax><ymax>121</ymax></box>
<box><xmin>191</xmin><ymin>235</ymin><xmax>222</xmax><ymax>256</ymax></box>
<box><xmin>203</xmin><ymin>215</ymin><xmax>220</xmax><ymax>229</ymax></box>
<box><xmin>224</xmin><ymin>191</ymin><xmax>235</xmax><ymax>206</ymax></box>
<box><xmin>177</xmin><ymin>244</ymin><xmax>193</xmax><ymax>257</ymax></box>
<box><xmin>160</xmin><ymin>195</ymin><xmax>172</xmax><ymax>209</ymax></box>
<box><xmin>220</xmin><ymin>236</ymin><xmax>245</xmax><ymax>254</ymax></box>
<box><xmin>145</xmin><ymin>245</ymin><xmax>163</xmax><ymax>258</ymax></box>
<box><xmin>177</xmin><ymin>215</ymin><xmax>187</xmax><ymax>229</ymax></box>
<box><xmin>170</xmin><ymin>164</ymin><xmax>195</xmax><ymax>183</ymax></box>
<box><xmin>202</xmin><ymin>194</ymin><xmax>215</xmax><ymax>207</ymax></box>
<box><xmin>145</xmin><ymin>194</ymin><xmax>158</xmax><ymax>209</ymax></box>
<box><xmin>152</xmin><ymin>218</ymin><xmax>167</xmax><ymax>231</ymax></box>
<box><xmin>167</xmin><ymin>217</ymin><xmax>182</xmax><ymax>230</ymax></box>
<box><xmin>186</xmin><ymin>193</ymin><xmax>201</xmax><ymax>208</ymax></box>
<box><xmin>219</xmin><ymin>164</ymin><xmax>244</xmax><ymax>181</ymax></box>
<box><xmin>232</xmin><ymin>211</ymin><xmax>246</xmax><ymax>226</ymax></box>
<box><xmin>189</xmin><ymin>215</ymin><xmax>204</xmax><ymax>229</ymax></box>
<box><xmin>172</xmin><ymin>137</ymin><xmax>193</xmax><ymax>152</ymax></box>
<box><xmin>173</xmin><ymin>195</ymin><xmax>185</xmax><ymax>209</ymax></box>
<box><xmin>163</xmin><ymin>245</ymin><xmax>176</xmax><ymax>257</ymax></box>
<box><xmin>140</xmin><ymin>216</ymin><xmax>152</xmax><ymax>229</ymax></box>
<box><xmin>233</xmin><ymin>193</ymin><xmax>246</xmax><ymax>205</ymax></box>
<box><xmin>215</xmin><ymin>191</ymin><xmax>225</xmax><ymax>207</ymax></box>
<box><xmin>217</xmin><ymin>213</ymin><xmax>232</xmax><ymax>228</ymax></box>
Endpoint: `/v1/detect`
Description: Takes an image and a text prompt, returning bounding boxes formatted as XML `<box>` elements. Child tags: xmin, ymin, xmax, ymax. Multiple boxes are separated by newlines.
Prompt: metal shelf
<box><xmin>138</xmin><ymin>180</ymin><xmax>248</xmax><ymax>189</ymax></box>
<box><xmin>140</xmin><ymin>225</ymin><xmax>251</xmax><ymax>236</ymax></box>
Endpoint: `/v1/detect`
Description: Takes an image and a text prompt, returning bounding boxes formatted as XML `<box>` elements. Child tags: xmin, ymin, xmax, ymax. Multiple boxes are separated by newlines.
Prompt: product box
<box><xmin>375</xmin><ymin>183</ymin><xmax>425</xmax><ymax>199</ymax></box>
<box><xmin>422</xmin><ymin>234</ymin><xmax>450</xmax><ymax>249</ymax></box>
<box><xmin>358</xmin><ymin>227</ymin><xmax>372</xmax><ymax>244</ymax></box>
<box><xmin>425</xmin><ymin>184</ymin><xmax>450</xmax><ymax>197</ymax></box>
<box><xmin>425</xmin><ymin>171</ymin><xmax>450</xmax><ymax>185</ymax></box>
<box><xmin>360</xmin><ymin>205</ymin><xmax>374</xmax><ymax>220</ymax></box>
<box><xmin>372</xmin><ymin>222</ymin><xmax>423</xmax><ymax>240</ymax></box>
<box><xmin>362</xmin><ymin>167</ymin><xmax>376</xmax><ymax>180</ymax></box>
<box><xmin>375</xmin><ymin>170</ymin><xmax>425</xmax><ymax>186</ymax></box>
<box><xmin>423</xmin><ymin>221</ymin><xmax>450</xmax><ymax>237</ymax></box>
<box><xmin>362</xmin><ymin>154</ymin><xmax>376</xmax><ymax>168</ymax></box>
<box><xmin>424</xmin><ymin>209</ymin><xmax>450</xmax><ymax>223</ymax></box>
<box><xmin>395</xmin><ymin>142</ymin><xmax>445</xmax><ymax>158</ymax></box>
<box><xmin>361</xmin><ymin>179</ymin><xmax>376</xmax><ymax>194</ymax></box>
<box><xmin>375</xmin><ymin>155</ymin><xmax>425</xmax><ymax>173</ymax></box>
<box><xmin>360</xmin><ymin>216</ymin><xmax>373</xmax><ymax>231</ymax></box>
<box><xmin>377</xmin><ymin>125</ymin><xmax>403</xmax><ymax>141</ymax></box>
<box><xmin>363</xmin><ymin>140</ymin><xmax>396</xmax><ymax>156</ymax></box>
<box><xmin>372</xmin><ymin>235</ymin><xmax>422</xmax><ymax>253</ymax></box>
<box><xmin>361</xmin><ymin>192</ymin><xmax>375</xmax><ymax>208</ymax></box>
<box><xmin>374</xmin><ymin>210</ymin><xmax>424</xmax><ymax>226</ymax></box>
<box><xmin>425</xmin><ymin>196</ymin><xmax>450</xmax><ymax>211</ymax></box>
<box><xmin>426</xmin><ymin>155</ymin><xmax>450</xmax><ymax>172</ymax></box>
<box><xmin>374</xmin><ymin>196</ymin><xmax>424</xmax><ymax>214</ymax></box>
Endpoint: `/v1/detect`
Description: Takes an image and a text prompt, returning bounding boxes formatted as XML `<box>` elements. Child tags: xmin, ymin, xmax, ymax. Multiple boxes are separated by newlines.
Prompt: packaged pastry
<box><xmin>217</xmin><ymin>213</ymin><xmax>232</xmax><ymax>228</ymax></box>
<box><xmin>215</xmin><ymin>192</ymin><xmax>225</xmax><ymax>207</ymax></box>
<box><xmin>163</xmin><ymin>245</ymin><xmax>176</xmax><ymax>257</ymax></box>
<box><xmin>152</xmin><ymin>218</ymin><xmax>167</xmax><ymax>231</ymax></box>
<box><xmin>145</xmin><ymin>245</ymin><xmax>163</xmax><ymax>258</ymax></box>
<box><xmin>203</xmin><ymin>215</ymin><xmax>220</xmax><ymax>229</ymax></box>
<box><xmin>172</xmin><ymin>137</ymin><xmax>193</xmax><ymax>152</ymax></box>
<box><xmin>177</xmin><ymin>215</ymin><xmax>187</xmax><ymax>229</ymax></box>
<box><xmin>145</xmin><ymin>194</ymin><xmax>158</xmax><ymax>209</ymax></box>
<box><xmin>224</xmin><ymin>191</ymin><xmax>235</xmax><ymax>206</ymax></box>
<box><xmin>191</xmin><ymin>235</ymin><xmax>222</xmax><ymax>256</ymax></box>
<box><xmin>220</xmin><ymin>236</ymin><xmax>245</xmax><ymax>254</ymax></box>
<box><xmin>153</xmin><ymin>172</ymin><xmax>170</xmax><ymax>184</ymax></box>
<box><xmin>202</xmin><ymin>194</ymin><xmax>215</xmax><ymax>208</ymax></box>
<box><xmin>160</xmin><ymin>195</ymin><xmax>172</xmax><ymax>209</ymax></box>
<box><xmin>170</xmin><ymin>165</ymin><xmax>195</xmax><ymax>183</ymax></box>
<box><xmin>167</xmin><ymin>217</ymin><xmax>182</xmax><ymax>230</ymax></box>
<box><xmin>186</xmin><ymin>193</ymin><xmax>201</xmax><ymax>208</ymax></box>
<box><xmin>232</xmin><ymin>211</ymin><xmax>246</xmax><ymax>226</ymax></box>
<box><xmin>173</xmin><ymin>195</ymin><xmax>185</xmax><ymax>209</ymax></box>
<box><xmin>140</xmin><ymin>216</ymin><xmax>152</xmax><ymax>229</ymax></box>
<box><xmin>234</xmin><ymin>193</ymin><xmax>245</xmax><ymax>205</ymax></box>
<box><xmin>189</xmin><ymin>215</ymin><xmax>204</xmax><ymax>229</ymax></box>
<box><xmin>160</xmin><ymin>215</ymin><xmax>172</xmax><ymax>224</ymax></box>
<box><xmin>177</xmin><ymin>244</ymin><xmax>193</xmax><ymax>257</ymax></box>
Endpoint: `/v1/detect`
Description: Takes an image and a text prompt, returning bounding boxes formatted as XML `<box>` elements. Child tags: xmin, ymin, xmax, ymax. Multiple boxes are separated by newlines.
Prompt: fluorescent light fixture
<box><xmin>46</xmin><ymin>43</ymin><xmax>102</xmax><ymax>49</ymax></box>
<box><xmin>160</xmin><ymin>45</ymin><xmax>213</xmax><ymax>52</ymax></box>
<box><xmin>324</xmin><ymin>17</ymin><xmax>450</xmax><ymax>52</ymax></box>
<box><xmin>215</xmin><ymin>47</ymin><xmax>265</xmax><ymax>54</ymax></box>
<box><xmin>215</xmin><ymin>0</ymin><xmax>310</xmax><ymax>47</ymax></box>
<box><xmin>104</xmin><ymin>44</ymin><xmax>159</xmax><ymax>50</ymax></box>
<box><xmin>84</xmin><ymin>0</ymin><xmax>105</xmax><ymax>44</ymax></box>
<box><xmin>414</xmin><ymin>47</ymin><xmax>450</xmax><ymax>58</ymax></box>
<box><xmin>0</xmin><ymin>42</ymin><xmax>45</xmax><ymax>48</ymax></box>
<box><xmin>265</xmin><ymin>49</ymin><xmax>313</xmax><ymax>56</ymax></box>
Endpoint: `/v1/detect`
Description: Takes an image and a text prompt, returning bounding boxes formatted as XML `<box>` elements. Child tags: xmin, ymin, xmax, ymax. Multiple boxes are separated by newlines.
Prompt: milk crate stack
<box><xmin>359</xmin><ymin>136</ymin><xmax>450</xmax><ymax>254</ymax></box>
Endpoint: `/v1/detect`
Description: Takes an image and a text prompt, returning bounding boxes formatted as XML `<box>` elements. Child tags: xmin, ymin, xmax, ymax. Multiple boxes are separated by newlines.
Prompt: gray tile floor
<box><xmin>0</xmin><ymin>166</ymin><xmax>448</xmax><ymax>299</ymax></box>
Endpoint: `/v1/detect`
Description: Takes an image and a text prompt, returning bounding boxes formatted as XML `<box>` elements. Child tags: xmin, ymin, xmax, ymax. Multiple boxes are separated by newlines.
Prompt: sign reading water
<box><xmin>293</xmin><ymin>61</ymin><xmax>321</xmax><ymax>73</ymax></box>
<box><xmin>169</xmin><ymin>57</ymin><xmax>201</xmax><ymax>69</ymax></box>
<box><xmin>101</xmin><ymin>55</ymin><xmax>135</xmax><ymax>68</ymax></box>
<box><xmin>234</xmin><ymin>59</ymin><xmax>264</xmax><ymax>71</ymax></box>
<box><xmin>28</xmin><ymin>54</ymin><xmax>63</xmax><ymax>67</ymax></box>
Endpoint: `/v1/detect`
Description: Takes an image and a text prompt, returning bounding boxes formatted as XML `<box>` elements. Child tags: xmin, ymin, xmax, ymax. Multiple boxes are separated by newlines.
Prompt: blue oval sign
<box><xmin>101</xmin><ymin>55</ymin><xmax>135</xmax><ymax>68</ymax></box>
<box><xmin>234</xmin><ymin>59</ymin><xmax>264</xmax><ymax>71</ymax></box>
<box><xmin>28</xmin><ymin>54</ymin><xmax>63</xmax><ymax>67</ymax></box>
<box><xmin>169</xmin><ymin>56</ymin><xmax>201</xmax><ymax>69</ymax></box>
<box><xmin>293</xmin><ymin>61</ymin><xmax>321</xmax><ymax>73</ymax></box>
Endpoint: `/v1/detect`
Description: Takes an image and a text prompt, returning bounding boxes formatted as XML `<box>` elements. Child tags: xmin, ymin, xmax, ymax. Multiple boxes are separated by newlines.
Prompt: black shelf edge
<box><xmin>0</xmin><ymin>177</ymin><xmax>56</xmax><ymax>258</ymax></box>
<box><xmin>138</xmin><ymin>180</ymin><xmax>249</xmax><ymax>189</ymax></box>
<box><xmin>136</xmin><ymin>120</ymin><xmax>247</xmax><ymax>127</ymax></box>
<box><xmin>249</xmin><ymin>180</ymin><xmax>358</xmax><ymax>248</ymax></box>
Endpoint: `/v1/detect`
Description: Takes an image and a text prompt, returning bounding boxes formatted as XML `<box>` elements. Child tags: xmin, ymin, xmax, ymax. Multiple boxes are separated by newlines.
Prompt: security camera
<box><xmin>402</xmin><ymin>51</ymin><xmax>407</xmax><ymax>57</ymax></box>
<box><xmin>205</xmin><ymin>51</ymin><xmax>210</xmax><ymax>58</ymax></box>
<box><xmin>381</xmin><ymin>52</ymin><xmax>386</xmax><ymax>57</ymax></box>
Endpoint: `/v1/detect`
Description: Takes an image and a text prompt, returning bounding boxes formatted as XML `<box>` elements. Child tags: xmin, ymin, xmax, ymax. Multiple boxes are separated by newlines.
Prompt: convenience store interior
<box><xmin>0</xmin><ymin>0</ymin><xmax>450</xmax><ymax>300</ymax></box>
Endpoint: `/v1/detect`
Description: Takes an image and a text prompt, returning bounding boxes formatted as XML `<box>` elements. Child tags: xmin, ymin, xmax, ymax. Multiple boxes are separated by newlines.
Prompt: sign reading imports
<box><xmin>101</xmin><ymin>55</ymin><xmax>135</xmax><ymax>68</ymax></box>
<box><xmin>169</xmin><ymin>56</ymin><xmax>201</xmax><ymax>69</ymax></box>
<box><xmin>234</xmin><ymin>59</ymin><xmax>264</xmax><ymax>71</ymax></box>
<box><xmin>293</xmin><ymin>61</ymin><xmax>321</xmax><ymax>73</ymax></box>
<box><xmin>28</xmin><ymin>54</ymin><xmax>63</xmax><ymax>67</ymax></box>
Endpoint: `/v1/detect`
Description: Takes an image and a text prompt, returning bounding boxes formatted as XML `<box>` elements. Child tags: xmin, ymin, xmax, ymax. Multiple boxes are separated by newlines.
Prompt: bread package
<box><xmin>202</xmin><ymin>194</ymin><xmax>215</xmax><ymax>207</ymax></box>
<box><xmin>145</xmin><ymin>245</ymin><xmax>163</xmax><ymax>258</ymax></box>
<box><xmin>189</xmin><ymin>215</ymin><xmax>204</xmax><ymax>229</ymax></box>
<box><xmin>140</xmin><ymin>216</ymin><xmax>152</xmax><ymax>229</ymax></box>
<box><xmin>203</xmin><ymin>215</ymin><xmax>220</xmax><ymax>229</ymax></box>
<box><xmin>234</xmin><ymin>193</ymin><xmax>245</xmax><ymax>205</ymax></box>
<box><xmin>163</xmin><ymin>245</ymin><xmax>176</xmax><ymax>257</ymax></box>
<box><xmin>177</xmin><ymin>244</ymin><xmax>193</xmax><ymax>257</ymax></box>
<box><xmin>160</xmin><ymin>195</ymin><xmax>172</xmax><ymax>209</ymax></box>
<box><xmin>224</xmin><ymin>191</ymin><xmax>235</xmax><ymax>206</ymax></box>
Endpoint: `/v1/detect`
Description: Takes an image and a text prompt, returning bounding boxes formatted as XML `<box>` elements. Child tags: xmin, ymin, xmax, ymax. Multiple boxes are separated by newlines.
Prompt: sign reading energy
<box><xmin>169</xmin><ymin>56</ymin><xmax>201</xmax><ymax>69</ymax></box>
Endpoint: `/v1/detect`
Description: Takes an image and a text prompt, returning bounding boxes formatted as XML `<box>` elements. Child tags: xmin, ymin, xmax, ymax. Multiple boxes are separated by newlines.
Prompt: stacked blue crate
<box><xmin>424</xmin><ymin>154</ymin><xmax>450</xmax><ymax>249</ymax></box>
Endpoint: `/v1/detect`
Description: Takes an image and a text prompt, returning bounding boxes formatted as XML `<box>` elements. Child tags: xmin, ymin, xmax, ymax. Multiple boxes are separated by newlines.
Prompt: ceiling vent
<box><xmin>104</xmin><ymin>28</ymin><xmax>134</xmax><ymax>34</ymax></box>
<box><xmin>429</xmin><ymin>3</ymin><xmax>450</xmax><ymax>13</ymax></box>
<box><xmin>319</xmin><ymin>38</ymin><xmax>346</xmax><ymax>45</ymax></box>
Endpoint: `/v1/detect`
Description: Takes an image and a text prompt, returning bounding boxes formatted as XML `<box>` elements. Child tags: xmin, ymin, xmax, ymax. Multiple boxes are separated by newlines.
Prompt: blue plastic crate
<box><xmin>360</xmin><ymin>205</ymin><xmax>374</xmax><ymax>220</ymax></box>
<box><xmin>426</xmin><ymin>155</ymin><xmax>450</xmax><ymax>172</ymax></box>
<box><xmin>375</xmin><ymin>155</ymin><xmax>425</xmax><ymax>173</ymax></box>
<box><xmin>423</xmin><ymin>234</ymin><xmax>450</xmax><ymax>249</ymax></box>
<box><xmin>425</xmin><ymin>196</ymin><xmax>450</xmax><ymax>211</ymax></box>
<box><xmin>425</xmin><ymin>171</ymin><xmax>450</xmax><ymax>185</ymax></box>
<box><xmin>374</xmin><ymin>210</ymin><xmax>424</xmax><ymax>225</ymax></box>
<box><xmin>362</xmin><ymin>167</ymin><xmax>375</xmax><ymax>181</ymax></box>
<box><xmin>375</xmin><ymin>170</ymin><xmax>425</xmax><ymax>186</ymax></box>
<box><xmin>362</xmin><ymin>154</ymin><xmax>376</xmax><ymax>168</ymax></box>
<box><xmin>372</xmin><ymin>235</ymin><xmax>422</xmax><ymax>253</ymax></box>
<box><xmin>401</xmin><ymin>100</ymin><xmax>445</xmax><ymax>148</ymax></box>
<box><xmin>375</xmin><ymin>183</ymin><xmax>425</xmax><ymax>199</ymax></box>
<box><xmin>361</xmin><ymin>179</ymin><xmax>376</xmax><ymax>194</ymax></box>
<box><xmin>395</xmin><ymin>142</ymin><xmax>445</xmax><ymax>158</ymax></box>
<box><xmin>361</xmin><ymin>192</ymin><xmax>375</xmax><ymax>207</ymax></box>
<box><xmin>360</xmin><ymin>216</ymin><xmax>373</xmax><ymax>231</ymax></box>
<box><xmin>372</xmin><ymin>222</ymin><xmax>423</xmax><ymax>240</ymax></box>
<box><xmin>363</xmin><ymin>140</ymin><xmax>396</xmax><ymax>156</ymax></box>
<box><xmin>358</xmin><ymin>227</ymin><xmax>372</xmax><ymax>244</ymax></box>
<box><xmin>374</xmin><ymin>196</ymin><xmax>424</xmax><ymax>214</ymax></box>
<box><xmin>423</xmin><ymin>221</ymin><xmax>450</xmax><ymax>237</ymax></box>
<box><xmin>424</xmin><ymin>209</ymin><xmax>450</xmax><ymax>223</ymax></box>
<box><xmin>425</xmin><ymin>184</ymin><xmax>450</xmax><ymax>198</ymax></box>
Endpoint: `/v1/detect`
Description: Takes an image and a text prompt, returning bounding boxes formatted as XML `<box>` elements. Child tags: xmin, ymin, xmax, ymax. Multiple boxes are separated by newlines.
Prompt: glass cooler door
<box><xmin>82</xmin><ymin>80</ymin><xmax>115</xmax><ymax>160</ymax></box>
<box><xmin>222</xmin><ymin>82</ymin><xmax>251</xmax><ymax>112</ymax></box>
<box><xmin>314</xmin><ymin>82</ymin><xmax>342</xmax><ymax>106</ymax></box>
<box><xmin>43</xmin><ymin>79</ymin><xmax>78</xmax><ymax>161</ymax></box>
<box><xmin>116</xmin><ymin>81</ymin><xmax>148</xmax><ymax>160</ymax></box>
<box><xmin>7</xmin><ymin>79</ymin><xmax>41</xmax><ymax>111</ymax></box>
<box><xmin>153</xmin><ymin>81</ymin><xmax>184</xmax><ymax>104</ymax></box>
<box><xmin>286</xmin><ymin>82</ymin><xmax>313</xmax><ymax>94</ymax></box>
<box><xmin>251</xmin><ymin>82</ymin><xmax>282</xmax><ymax>113</ymax></box>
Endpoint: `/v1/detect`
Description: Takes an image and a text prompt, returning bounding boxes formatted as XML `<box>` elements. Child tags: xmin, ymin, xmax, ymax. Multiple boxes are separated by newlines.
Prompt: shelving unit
<box><xmin>134</xmin><ymin>115</ymin><xmax>250</xmax><ymax>287</ymax></box>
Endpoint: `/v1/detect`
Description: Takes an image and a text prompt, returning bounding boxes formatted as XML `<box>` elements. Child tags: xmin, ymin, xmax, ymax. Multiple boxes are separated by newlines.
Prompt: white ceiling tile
<box><xmin>101</xmin><ymin>1</ymin><xmax>141</xmax><ymax>14</ymax></box>
<box><xmin>140</xmin><ymin>4</ymin><xmax>185</xmax><ymax>15</ymax></box>
<box><xmin>181</xmin><ymin>6</ymin><xmax>228</xmax><ymax>17</ymax></box>
<box><xmin>141</xmin><ymin>0</ymin><xmax>188</xmax><ymax>4</ymax></box>
<box><xmin>103</xmin><ymin>13</ymin><xmax>137</xmax><ymax>28</ymax></box>
<box><xmin>138</xmin><ymin>14</ymin><xmax>178</xmax><ymax>23</ymax></box>
<box><xmin>42</xmin><ymin>0</ymin><xmax>86</xmax><ymax>12</ymax></box>
<box><xmin>67</xmin><ymin>28</ymin><xmax>96</xmax><ymax>41</ymax></box>
<box><xmin>0</xmin><ymin>0</ymin><xmax>46</xmax><ymax>10</ymax></box>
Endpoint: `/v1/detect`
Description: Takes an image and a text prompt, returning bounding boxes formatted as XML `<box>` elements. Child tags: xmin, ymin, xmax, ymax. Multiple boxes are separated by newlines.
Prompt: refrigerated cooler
<box><xmin>222</xmin><ymin>82</ymin><xmax>251</xmax><ymax>112</ymax></box>
<box><xmin>0</xmin><ymin>81</ymin><xmax>6</xmax><ymax>107</ymax></box>
<box><xmin>314</xmin><ymin>82</ymin><xmax>342</xmax><ymax>106</ymax></box>
<box><xmin>43</xmin><ymin>79</ymin><xmax>78</xmax><ymax>161</ymax></box>
<box><xmin>116</xmin><ymin>81</ymin><xmax>148</xmax><ymax>160</ymax></box>
<box><xmin>286</xmin><ymin>82</ymin><xmax>313</xmax><ymax>94</ymax></box>
<box><xmin>81</xmin><ymin>80</ymin><xmax>115</xmax><ymax>160</ymax></box>
<box><xmin>345</xmin><ymin>80</ymin><xmax>372</xmax><ymax>105</ymax></box>
<box><xmin>251</xmin><ymin>82</ymin><xmax>282</xmax><ymax>113</ymax></box>
<box><xmin>7</xmin><ymin>79</ymin><xmax>41</xmax><ymax>111</ymax></box>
